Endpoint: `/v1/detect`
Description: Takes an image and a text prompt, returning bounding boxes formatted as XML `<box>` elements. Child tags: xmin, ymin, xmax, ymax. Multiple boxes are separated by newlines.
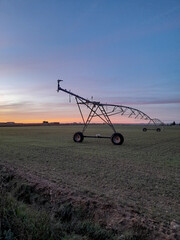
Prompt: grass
<box><xmin>0</xmin><ymin>186</ymin><xmax>115</xmax><ymax>240</ymax></box>
<box><xmin>0</xmin><ymin>193</ymin><xmax>56</xmax><ymax>240</ymax></box>
<box><xmin>0</xmin><ymin>124</ymin><xmax>179</xmax><ymax>224</ymax></box>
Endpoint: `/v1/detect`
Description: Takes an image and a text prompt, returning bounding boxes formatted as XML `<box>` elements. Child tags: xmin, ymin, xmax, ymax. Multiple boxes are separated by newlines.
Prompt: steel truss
<box><xmin>57</xmin><ymin>80</ymin><xmax>163</xmax><ymax>145</ymax></box>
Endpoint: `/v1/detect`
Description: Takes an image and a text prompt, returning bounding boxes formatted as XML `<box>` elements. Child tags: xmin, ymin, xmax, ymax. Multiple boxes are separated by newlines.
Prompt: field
<box><xmin>0</xmin><ymin>125</ymin><xmax>180</xmax><ymax>239</ymax></box>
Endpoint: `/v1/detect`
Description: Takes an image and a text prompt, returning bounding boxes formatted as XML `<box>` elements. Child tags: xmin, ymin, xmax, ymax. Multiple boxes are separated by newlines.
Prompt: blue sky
<box><xmin>0</xmin><ymin>0</ymin><xmax>180</xmax><ymax>123</ymax></box>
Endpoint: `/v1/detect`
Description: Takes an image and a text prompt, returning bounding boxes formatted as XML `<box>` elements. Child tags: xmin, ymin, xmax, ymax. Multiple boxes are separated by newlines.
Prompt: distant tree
<box><xmin>43</xmin><ymin>121</ymin><xmax>48</xmax><ymax>124</ymax></box>
<box><xmin>170</xmin><ymin>121</ymin><xmax>176</xmax><ymax>126</ymax></box>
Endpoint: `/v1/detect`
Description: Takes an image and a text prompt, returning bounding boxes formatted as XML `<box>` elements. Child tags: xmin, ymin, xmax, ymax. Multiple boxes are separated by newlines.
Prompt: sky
<box><xmin>0</xmin><ymin>0</ymin><xmax>180</xmax><ymax>124</ymax></box>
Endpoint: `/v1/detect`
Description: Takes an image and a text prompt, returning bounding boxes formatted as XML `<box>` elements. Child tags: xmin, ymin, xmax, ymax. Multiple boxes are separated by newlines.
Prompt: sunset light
<box><xmin>0</xmin><ymin>0</ymin><xmax>180</xmax><ymax>124</ymax></box>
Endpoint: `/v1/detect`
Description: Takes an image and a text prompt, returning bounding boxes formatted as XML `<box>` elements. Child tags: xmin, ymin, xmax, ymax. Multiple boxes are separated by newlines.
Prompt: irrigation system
<box><xmin>57</xmin><ymin>80</ymin><xmax>163</xmax><ymax>145</ymax></box>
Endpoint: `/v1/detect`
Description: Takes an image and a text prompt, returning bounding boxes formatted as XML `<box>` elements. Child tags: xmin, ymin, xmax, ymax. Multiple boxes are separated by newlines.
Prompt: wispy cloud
<box><xmin>98</xmin><ymin>96</ymin><xmax>180</xmax><ymax>106</ymax></box>
<box><xmin>0</xmin><ymin>100</ymin><xmax>75</xmax><ymax>112</ymax></box>
<box><xmin>0</xmin><ymin>101</ymin><xmax>31</xmax><ymax>110</ymax></box>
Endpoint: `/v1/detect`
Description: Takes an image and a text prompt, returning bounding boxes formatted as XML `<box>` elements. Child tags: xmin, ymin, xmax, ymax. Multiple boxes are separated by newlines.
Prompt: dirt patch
<box><xmin>0</xmin><ymin>164</ymin><xmax>179</xmax><ymax>240</ymax></box>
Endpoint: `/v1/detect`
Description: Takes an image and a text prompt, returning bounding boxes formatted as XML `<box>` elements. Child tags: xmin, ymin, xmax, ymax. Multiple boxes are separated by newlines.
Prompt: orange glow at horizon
<box><xmin>0</xmin><ymin>117</ymin><xmax>81</xmax><ymax>124</ymax></box>
<box><xmin>0</xmin><ymin>115</ymin><xmax>147</xmax><ymax>124</ymax></box>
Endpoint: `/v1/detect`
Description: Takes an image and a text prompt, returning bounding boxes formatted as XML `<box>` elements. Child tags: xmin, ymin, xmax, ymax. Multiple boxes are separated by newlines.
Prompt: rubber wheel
<box><xmin>73</xmin><ymin>132</ymin><xmax>84</xmax><ymax>143</ymax></box>
<box><xmin>143</xmin><ymin>128</ymin><xmax>147</xmax><ymax>132</ymax></box>
<box><xmin>111</xmin><ymin>133</ymin><xmax>124</xmax><ymax>145</ymax></box>
<box><xmin>156</xmin><ymin>128</ymin><xmax>161</xmax><ymax>132</ymax></box>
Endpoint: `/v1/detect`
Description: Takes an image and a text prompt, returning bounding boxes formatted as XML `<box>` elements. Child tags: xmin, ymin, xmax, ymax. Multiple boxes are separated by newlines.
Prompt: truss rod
<box><xmin>76</xmin><ymin>97</ymin><xmax>85</xmax><ymax>124</ymax></box>
<box><xmin>82</xmin><ymin>105</ymin><xmax>99</xmax><ymax>133</ymax></box>
<box><xmin>99</xmin><ymin>106</ymin><xmax>116</xmax><ymax>132</ymax></box>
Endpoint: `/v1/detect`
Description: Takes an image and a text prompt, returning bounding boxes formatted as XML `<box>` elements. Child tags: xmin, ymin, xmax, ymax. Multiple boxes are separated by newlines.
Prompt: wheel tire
<box><xmin>73</xmin><ymin>132</ymin><xmax>84</xmax><ymax>143</ymax></box>
<box><xmin>156</xmin><ymin>128</ymin><xmax>161</xmax><ymax>132</ymax></box>
<box><xmin>143</xmin><ymin>128</ymin><xmax>147</xmax><ymax>132</ymax></box>
<box><xmin>111</xmin><ymin>133</ymin><xmax>124</xmax><ymax>145</ymax></box>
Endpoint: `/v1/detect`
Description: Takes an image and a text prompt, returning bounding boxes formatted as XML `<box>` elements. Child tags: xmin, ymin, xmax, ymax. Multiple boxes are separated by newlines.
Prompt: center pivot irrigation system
<box><xmin>57</xmin><ymin>80</ymin><xmax>163</xmax><ymax>145</ymax></box>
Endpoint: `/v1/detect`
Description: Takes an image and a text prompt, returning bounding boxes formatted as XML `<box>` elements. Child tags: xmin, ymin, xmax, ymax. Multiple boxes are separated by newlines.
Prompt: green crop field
<box><xmin>0</xmin><ymin>125</ymin><xmax>179</xmax><ymax>224</ymax></box>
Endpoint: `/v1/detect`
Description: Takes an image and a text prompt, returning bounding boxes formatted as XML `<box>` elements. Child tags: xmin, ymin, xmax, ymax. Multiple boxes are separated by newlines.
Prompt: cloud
<box><xmin>98</xmin><ymin>96</ymin><xmax>180</xmax><ymax>106</ymax></box>
<box><xmin>0</xmin><ymin>99</ymin><xmax>76</xmax><ymax>113</ymax></box>
<box><xmin>0</xmin><ymin>101</ymin><xmax>31</xmax><ymax>110</ymax></box>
